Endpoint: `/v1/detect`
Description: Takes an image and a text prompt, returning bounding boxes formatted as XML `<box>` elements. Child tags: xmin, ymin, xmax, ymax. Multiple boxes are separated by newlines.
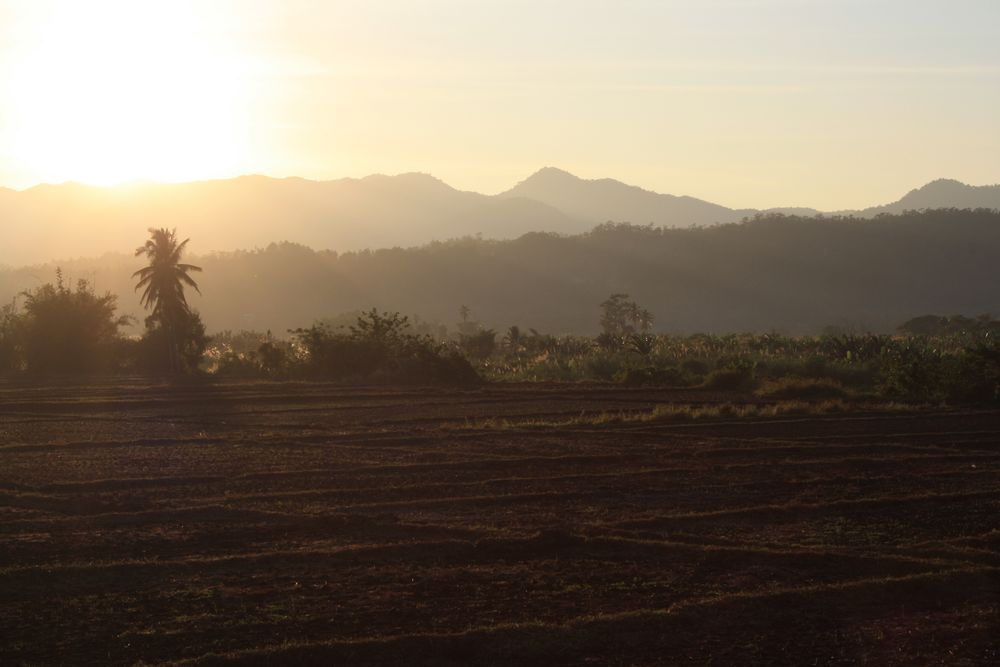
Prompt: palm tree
<box><xmin>133</xmin><ymin>228</ymin><xmax>202</xmax><ymax>372</ymax></box>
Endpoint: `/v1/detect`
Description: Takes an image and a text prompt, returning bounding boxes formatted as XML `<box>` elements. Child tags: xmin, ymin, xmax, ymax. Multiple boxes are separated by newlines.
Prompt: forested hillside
<box><xmin>2</xmin><ymin>209</ymin><xmax>998</xmax><ymax>335</ymax></box>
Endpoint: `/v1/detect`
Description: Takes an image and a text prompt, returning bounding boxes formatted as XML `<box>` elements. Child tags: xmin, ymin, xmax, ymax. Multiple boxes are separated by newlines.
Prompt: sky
<box><xmin>0</xmin><ymin>0</ymin><xmax>998</xmax><ymax>209</ymax></box>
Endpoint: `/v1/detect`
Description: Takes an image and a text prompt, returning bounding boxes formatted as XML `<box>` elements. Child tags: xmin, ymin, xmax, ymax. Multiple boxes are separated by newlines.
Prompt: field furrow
<box><xmin>2</xmin><ymin>380</ymin><xmax>999</xmax><ymax>664</ymax></box>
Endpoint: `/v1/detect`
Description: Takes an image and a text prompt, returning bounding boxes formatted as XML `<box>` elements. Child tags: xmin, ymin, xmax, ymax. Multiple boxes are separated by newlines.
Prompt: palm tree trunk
<box><xmin>167</xmin><ymin>319</ymin><xmax>179</xmax><ymax>374</ymax></box>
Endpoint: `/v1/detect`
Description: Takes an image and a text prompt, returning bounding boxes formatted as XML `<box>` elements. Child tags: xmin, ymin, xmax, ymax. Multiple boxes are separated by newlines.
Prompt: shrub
<box><xmin>133</xmin><ymin>311</ymin><xmax>209</xmax><ymax>375</ymax></box>
<box><xmin>700</xmin><ymin>357</ymin><xmax>757</xmax><ymax>391</ymax></box>
<box><xmin>628</xmin><ymin>333</ymin><xmax>656</xmax><ymax>356</ymax></box>
<box><xmin>702</xmin><ymin>364</ymin><xmax>756</xmax><ymax>391</ymax></box>
<box><xmin>680</xmin><ymin>359</ymin><xmax>710</xmax><ymax>378</ymax></box>
<box><xmin>618</xmin><ymin>366</ymin><xmax>693</xmax><ymax>387</ymax></box>
<box><xmin>945</xmin><ymin>342</ymin><xmax>1000</xmax><ymax>404</ymax></box>
<box><xmin>257</xmin><ymin>339</ymin><xmax>292</xmax><ymax>377</ymax></box>
<box><xmin>293</xmin><ymin>309</ymin><xmax>480</xmax><ymax>386</ymax></box>
<box><xmin>459</xmin><ymin>329</ymin><xmax>497</xmax><ymax>360</ymax></box>
<box><xmin>0</xmin><ymin>300</ymin><xmax>24</xmax><ymax>373</ymax></box>
<box><xmin>702</xmin><ymin>369</ymin><xmax>754</xmax><ymax>391</ymax></box>
<box><xmin>20</xmin><ymin>277</ymin><xmax>132</xmax><ymax>374</ymax></box>
<box><xmin>770</xmin><ymin>355</ymin><xmax>835</xmax><ymax>380</ymax></box>
<box><xmin>393</xmin><ymin>345</ymin><xmax>480</xmax><ymax>386</ymax></box>
<box><xmin>877</xmin><ymin>343</ymin><xmax>945</xmax><ymax>401</ymax></box>
<box><xmin>213</xmin><ymin>350</ymin><xmax>265</xmax><ymax>377</ymax></box>
<box><xmin>581</xmin><ymin>353</ymin><xmax>624</xmax><ymax>381</ymax></box>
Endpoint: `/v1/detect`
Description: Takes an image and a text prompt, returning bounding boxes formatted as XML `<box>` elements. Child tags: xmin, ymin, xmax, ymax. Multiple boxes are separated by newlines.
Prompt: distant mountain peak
<box><xmin>514</xmin><ymin>167</ymin><xmax>691</xmax><ymax>199</ymax></box>
<box><xmin>910</xmin><ymin>178</ymin><xmax>969</xmax><ymax>194</ymax></box>
<box><xmin>514</xmin><ymin>167</ymin><xmax>639</xmax><ymax>192</ymax></box>
<box><xmin>499</xmin><ymin>167</ymin><xmax>736</xmax><ymax>226</ymax></box>
<box><xmin>851</xmin><ymin>177</ymin><xmax>1000</xmax><ymax>216</ymax></box>
<box><xmin>356</xmin><ymin>172</ymin><xmax>460</xmax><ymax>196</ymax></box>
<box><xmin>362</xmin><ymin>171</ymin><xmax>448</xmax><ymax>185</ymax></box>
<box><xmin>517</xmin><ymin>166</ymin><xmax>582</xmax><ymax>186</ymax></box>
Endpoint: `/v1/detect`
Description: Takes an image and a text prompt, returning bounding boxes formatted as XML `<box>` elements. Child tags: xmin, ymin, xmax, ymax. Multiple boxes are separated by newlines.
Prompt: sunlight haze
<box><xmin>1</xmin><ymin>0</ymin><xmax>998</xmax><ymax>209</ymax></box>
<box><xmin>4</xmin><ymin>6</ymin><xmax>1000</xmax><ymax>660</ymax></box>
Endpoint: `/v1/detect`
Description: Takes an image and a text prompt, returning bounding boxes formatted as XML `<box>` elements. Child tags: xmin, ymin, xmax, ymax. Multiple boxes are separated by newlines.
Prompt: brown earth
<box><xmin>1</xmin><ymin>379</ymin><xmax>998</xmax><ymax>665</ymax></box>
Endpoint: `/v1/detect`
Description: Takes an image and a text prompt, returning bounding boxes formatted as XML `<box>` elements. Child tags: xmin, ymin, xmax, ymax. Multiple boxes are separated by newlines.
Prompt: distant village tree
<box><xmin>598</xmin><ymin>293</ymin><xmax>654</xmax><ymax>350</ymax></box>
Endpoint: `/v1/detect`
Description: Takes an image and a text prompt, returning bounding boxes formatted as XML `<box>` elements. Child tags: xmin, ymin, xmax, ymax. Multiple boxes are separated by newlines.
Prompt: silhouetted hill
<box><xmin>2</xmin><ymin>170</ymin><xmax>998</xmax><ymax>266</ymax></box>
<box><xmin>0</xmin><ymin>173</ymin><xmax>576</xmax><ymax>265</ymax></box>
<box><xmin>3</xmin><ymin>210</ymin><xmax>998</xmax><ymax>335</ymax></box>
<box><xmin>499</xmin><ymin>167</ymin><xmax>743</xmax><ymax>226</ymax></box>
<box><xmin>763</xmin><ymin>206</ymin><xmax>824</xmax><ymax>217</ymax></box>
<box><xmin>850</xmin><ymin>178</ymin><xmax>1000</xmax><ymax>216</ymax></box>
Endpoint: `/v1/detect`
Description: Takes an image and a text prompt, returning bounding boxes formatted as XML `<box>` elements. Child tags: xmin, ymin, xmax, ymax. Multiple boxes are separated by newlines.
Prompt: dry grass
<box><xmin>458</xmin><ymin>399</ymin><xmax>922</xmax><ymax>431</ymax></box>
<box><xmin>754</xmin><ymin>377</ymin><xmax>852</xmax><ymax>400</ymax></box>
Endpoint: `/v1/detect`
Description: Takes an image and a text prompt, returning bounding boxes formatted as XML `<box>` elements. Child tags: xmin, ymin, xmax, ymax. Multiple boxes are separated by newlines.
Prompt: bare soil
<box><xmin>1</xmin><ymin>379</ymin><xmax>998</xmax><ymax>665</ymax></box>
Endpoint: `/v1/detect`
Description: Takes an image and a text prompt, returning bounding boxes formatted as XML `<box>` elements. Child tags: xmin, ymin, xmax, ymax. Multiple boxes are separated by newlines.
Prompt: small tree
<box><xmin>292</xmin><ymin>308</ymin><xmax>479</xmax><ymax>385</ymax></box>
<box><xmin>0</xmin><ymin>298</ymin><xmax>24</xmax><ymax>373</ymax></box>
<box><xmin>20</xmin><ymin>272</ymin><xmax>131</xmax><ymax>373</ymax></box>
<box><xmin>135</xmin><ymin>311</ymin><xmax>209</xmax><ymax>374</ymax></box>
<box><xmin>598</xmin><ymin>293</ymin><xmax>654</xmax><ymax>351</ymax></box>
<box><xmin>349</xmin><ymin>308</ymin><xmax>411</xmax><ymax>346</ymax></box>
<box><xmin>456</xmin><ymin>305</ymin><xmax>479</xmax><ymax>336</ymax></box>
<box><xmin>460</xmin><ymin>329</ymin><xmax>497</xmax><ymax>360</ymax></box>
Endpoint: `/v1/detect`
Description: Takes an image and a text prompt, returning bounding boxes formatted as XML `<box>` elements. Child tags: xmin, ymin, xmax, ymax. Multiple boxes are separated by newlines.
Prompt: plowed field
<box><xmin>2</xmin><ymin>380</ymin><xmax>999</xmax><ymax>665</ymax></box>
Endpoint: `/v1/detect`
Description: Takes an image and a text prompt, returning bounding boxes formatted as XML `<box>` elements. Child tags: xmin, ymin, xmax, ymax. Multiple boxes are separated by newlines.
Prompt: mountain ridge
<box><xmin>850</xmin><ymin>178</ymin><xmax>1000</xmax><ymax>216</ymax></box>
<box><xmin>499</xmin><ymin>167</ymin><xmax>738</xmax><ymax>227</ymax></box>
<box><xmin>1</xmin><ymin>168</ymin><xmax>998</xmax><ymax>265</ymax></box>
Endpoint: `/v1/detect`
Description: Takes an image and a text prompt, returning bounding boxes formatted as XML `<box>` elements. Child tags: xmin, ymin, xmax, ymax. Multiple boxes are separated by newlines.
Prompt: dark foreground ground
<box><xmin>1</xmin><ymin>379</ymin><xmax>999</xmax><ymax>665</ymax></box>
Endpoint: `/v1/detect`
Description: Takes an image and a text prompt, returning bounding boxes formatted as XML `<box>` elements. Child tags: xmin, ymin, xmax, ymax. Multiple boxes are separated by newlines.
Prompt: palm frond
<box><xmin>133</xmin><ymin>228</ymin><xmax>202</xmax><ymax>317</ymax></box>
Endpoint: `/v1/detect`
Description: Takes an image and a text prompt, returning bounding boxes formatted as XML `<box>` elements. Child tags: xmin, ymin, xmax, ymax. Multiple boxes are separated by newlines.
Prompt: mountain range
<box><xmin>1</xmin><ymin>168</ymin><xmax>998</xmax><ymax>266</ymax></box>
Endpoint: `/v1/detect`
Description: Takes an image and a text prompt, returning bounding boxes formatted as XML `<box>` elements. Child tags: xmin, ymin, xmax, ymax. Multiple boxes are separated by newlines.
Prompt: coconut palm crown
<box><xmin>133</xmin><ymin>228</ymin><xmax>202</xmax><ymax>323</ymax></box>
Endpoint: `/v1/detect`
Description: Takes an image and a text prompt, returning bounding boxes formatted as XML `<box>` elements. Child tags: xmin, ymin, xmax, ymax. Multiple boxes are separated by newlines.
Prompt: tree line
<box><xmin>1</xmin><ymin>222</ymin><xmax>999</xmax><ymax>402</ymax></box>
<box><xmin>1</xmin><ymin>228</ymin><xmax>207</xmax><ymax>375</ymax></box>
<box><xmin>3</xmin><ymin>208</ymin><xmax>999</xmax><ymax>336</ymax></box>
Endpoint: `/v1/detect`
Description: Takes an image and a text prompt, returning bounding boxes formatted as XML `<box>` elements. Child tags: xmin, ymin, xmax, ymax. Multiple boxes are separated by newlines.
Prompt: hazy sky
<box><xmin>1</xmin><ymin>0</ymin><xmax>998</xmax><ymax>209</ymax></box>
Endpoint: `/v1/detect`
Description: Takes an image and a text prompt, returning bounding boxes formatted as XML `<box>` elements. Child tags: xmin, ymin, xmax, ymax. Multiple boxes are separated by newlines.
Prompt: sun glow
<box><xmin>2</xmin><ymin>1</ymin><xmax>255</xmax><ymax>186</ymax></box>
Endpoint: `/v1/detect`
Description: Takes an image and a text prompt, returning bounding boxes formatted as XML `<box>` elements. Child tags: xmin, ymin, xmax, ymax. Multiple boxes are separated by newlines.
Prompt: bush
<box><xmin>133</xmin><ymin>311</ymin><xmax>209</xmax><ymax>375</ymax></box>
<box><xmin>877</xmin><ymin>343</ymin><xmax>945</xmax><ymax>401</ymax></box>
<box><xmin>459</xmin><ymin>329</ymin><xmax>497</xmax><ymax>360</ymax></box>
<box><xmin>680</xmin><ymin>359</ymin><xmax>710</xmax><ymax>378</ymax></box>
<box><xmin>293</xmin><ymin>309</ymin><xmax>480</xmax><ymax>386</ymax></box>
<box><xmin>0</xmin><ymin>300</ymin><xmax>24</xmax><ymax>373</ymax></box>
<box><xmin>581</xmin><ymin>353</ymin><xmax>625</xmax><ymax>381</ymax></box>
<box><xmin>20</xmin><ymin>277</ymin><xmax>132</xmax><ymax>374</ymax></box>
<box><xmin>257</xmin><ymin>339</ymin><xmax>292</xmax><ymax>377</ymax></box>
<box><xmin>702</xmin><ymin>364</ymin><xmax>756</xmax><ymax>391</ymax></box>
<box><xmin>619</xmin><ymin>366</ymin><xmax>693</xmax><ymax>387</ymax></box>
<box><xmin>206</xmin><ymin>331</ymin><xmax>296</xmax><ymax>378</ymax></box>
<box><xmin>945</xmin><ymin>342</ymin><xmax>1000</xmax><ymax>404</ymax></box>
<box><xmin>213</xmin><ymin>351</ymin><xmax>265</xmax><ymax>377</ymax></box>
<box><xmin>393</xmin><ymin>346</ymin><xmax>480</xmax><ymax>386</ymax></box>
